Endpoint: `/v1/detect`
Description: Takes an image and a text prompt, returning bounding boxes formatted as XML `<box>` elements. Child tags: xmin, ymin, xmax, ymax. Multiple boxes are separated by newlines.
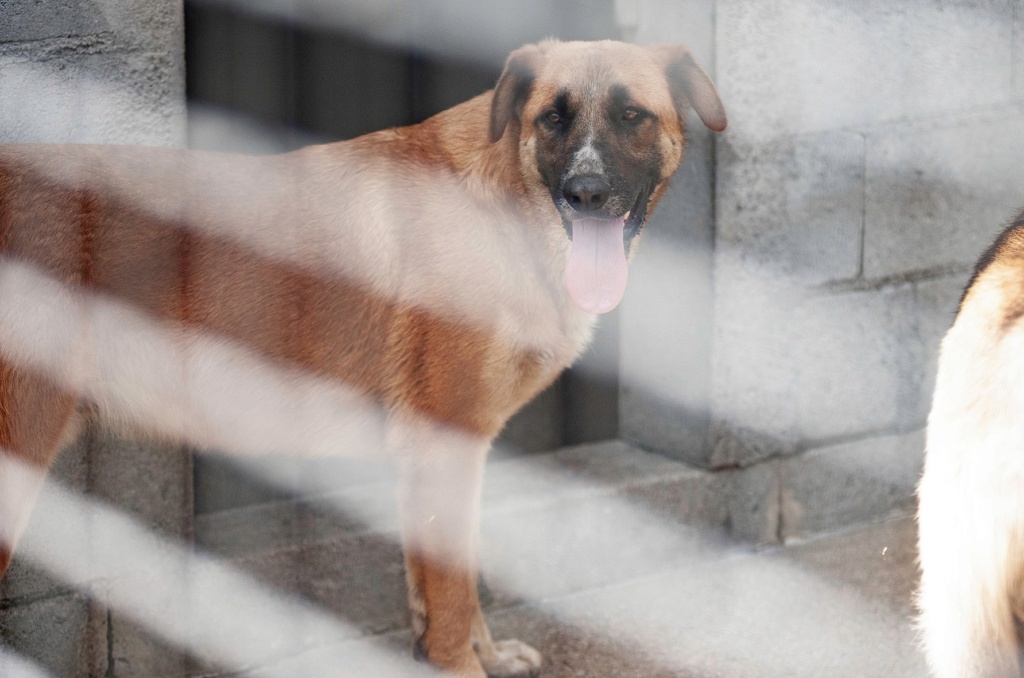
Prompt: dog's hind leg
<box><xmin>918</xmin><ymin>458</ymin><xmax>1024</xmax><ymax>678</ymax></box>
<box><xmin>0</xmin><ymin>359</ymin><xmax>81</xmax><ymax>579</ymax></box>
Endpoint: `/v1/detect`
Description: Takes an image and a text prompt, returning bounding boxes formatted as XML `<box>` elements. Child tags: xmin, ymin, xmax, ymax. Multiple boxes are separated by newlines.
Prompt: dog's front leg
<box><xmin>398</xmin><ymin>443</ymin><xmax>488</xmax><ymax>677</ymax></box>
<box><xmin>396</xmin><ymin>432</ymin><xmax>541</xmax><ymax>678</ymax></box>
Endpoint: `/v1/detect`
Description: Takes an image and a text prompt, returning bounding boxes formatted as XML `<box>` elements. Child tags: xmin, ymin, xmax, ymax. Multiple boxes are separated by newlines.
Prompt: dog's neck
<box><xmin>353</xmin><ymin>91</ymin><xmax>599</xmax><ymax>361</ymax></box>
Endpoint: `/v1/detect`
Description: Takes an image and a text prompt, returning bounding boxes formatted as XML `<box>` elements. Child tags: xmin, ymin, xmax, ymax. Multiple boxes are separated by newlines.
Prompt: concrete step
<box><xmin>243</xmin><ymin>513</ymin><xmax>925</xmax><ymax>678</ymax></box>
<box><xmin>194</xmin><ymin>441</ymin><xmax>767</xmax><ymax>640</ymax></box>
<box><xmin>0</xmin><ymin>441</ymin><xmax>925</xmax><ymax>678</ymax></box>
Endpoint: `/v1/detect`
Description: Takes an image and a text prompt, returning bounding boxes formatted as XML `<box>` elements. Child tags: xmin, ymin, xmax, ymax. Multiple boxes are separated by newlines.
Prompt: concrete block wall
<box><xmin>618</xmin><ymin>0</ymin><xmax>719</xmax><ymax>462</ymax></box>
<box><xmin>0</xmin><ymin>1</ymin><xmax>190</xmax><ymax>675</ymax></box>
<box><xmin>617</xmin><ymin>0</ymin><xmax>1024</xmax><ymax>540</ymax></box>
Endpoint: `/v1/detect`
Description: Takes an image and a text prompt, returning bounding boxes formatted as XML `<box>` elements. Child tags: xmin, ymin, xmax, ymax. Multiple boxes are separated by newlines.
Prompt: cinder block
<box><xmin>792</xmin><ymin>284</ymin><xmax>923</xmax><ymax>441</ymax></box>
<box><xmin>232</xmin><ymin>534</ymin><xmax>409</xmax><ymax>640</ymax></box>
<box><xmin>0</xmin><ymin>0</ymin><xmax>181</xmax><ymax>57</ymax></box>
<box><xmin>0</xmin><ymin>561</ymin><xmax>68</xmax><ymax>609</ymax></box>
<box><xmin>0</xmin><ymin>1</ymin><xmax>109</xmax><ymax>43</ymax></box>
<box><xmin>88</xmin><ymin>429</ymin><xmax>192</xmax><ymax>540</ymax></box>
<box><xmin>196</xmin><ymin>478</ymin><xmax>398</xmax><ymax>560</ymax></box>
<box><xmin>632</xmin><ymin>0</ymin><xmax>714</xmax><ymax>66</ymax></box>
<box><xmin>620</xmin><ymin>127</ymin><xmax>715</xmax><ymax>462</ymax></box>
<box><xmin>716</xmin><ymin>0</ymin><xmax>1015</xmax><ymax>141</ymax></box>
<box><xmin>708</xmin><ymin>255</ymin><xmax>804</xmax><ymax>467</ymax></box>
<box><xmin>479</xmin><ymin>443</ymin><xmax>736</xmax><ymax>605</ymax></box>
<box><xmin>0</xmin><ymin>592</ymin><xmax>107</xmax><ymax>678</ymax></box>
<box><xmin>779</xmin><ymin>429</ymin><xmax>924</xmax><ymax>540</ymax></box>
<box><xmin>91</xmin><ymin>0</ymin><xmax>184</xmax><ymax>57</ymax></box>
<box><xmin>0</xmin><ymin>52</ymin><xmax>185</xmax><ymax>147</ymax></box>
<box><xmin>914</xmin><ymin>272</ymin><xmax>971</xmax><ymax>412</ymax></box>
<box><xmin>723</xmin><ymin>460</ymin><xmax>781</xmax><ymax>545</ymax></box>
<box><xmin>709</xmin><ymin>130</ymin><xmax>872</xmax><ymax>465</ymax></box>
<box><xmin>863</xmin><ymin>110</ymin><xmax>1024</xmax><ymax>279</ymax></box>
<box><xmin>617</xmin><ymin>0</ymin><xmax>717</xmax><ymax>464</ymax></box>
<box><xmin>106</xmin><ymin>610</ymin><xmax>193</xmax><ymax>678</ymax></box>
<box><xmin>716</xmin><ymin>131</ymin><xmax>865</xmax><ymax>285</ymax></box>
<box><xmin>1016</xmin><ymin>4</ymin><xmax>1024</xmax><ymax>101</ymax></box>
<box><xmin>709</xmin><ymin>267</ymin><xmax>969</xmax><ymax>466</ymax></box>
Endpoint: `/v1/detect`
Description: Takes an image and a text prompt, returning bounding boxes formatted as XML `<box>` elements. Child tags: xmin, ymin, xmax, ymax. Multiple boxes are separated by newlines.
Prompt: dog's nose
<box><xmin>563</xmin><ymin>175</ymin><xmax>611</xmax><ymax>213</ymax></box>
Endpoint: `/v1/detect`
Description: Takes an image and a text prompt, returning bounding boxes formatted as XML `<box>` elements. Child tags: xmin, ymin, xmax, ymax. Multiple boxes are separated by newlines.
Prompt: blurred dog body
<box><xmin>0</xmin><ymin>40</ymin><xmax>725</xmax><ymax>677</ymax></box>
<box><xmin>918</xmin><ymin>207</ymin><xmax>1024</xmax><ymax>678</ymax></box>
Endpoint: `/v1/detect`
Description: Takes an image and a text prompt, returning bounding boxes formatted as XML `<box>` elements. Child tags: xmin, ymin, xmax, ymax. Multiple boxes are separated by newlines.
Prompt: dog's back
<box><xmin>0</xmin><ymin>123</ymin><xmax>574</xmax><ymax>442</ymax></box>
<box><xmin>918</xmin><ymin>208</ymin><xmax>1024</xmax><ymax>677</ymax></box>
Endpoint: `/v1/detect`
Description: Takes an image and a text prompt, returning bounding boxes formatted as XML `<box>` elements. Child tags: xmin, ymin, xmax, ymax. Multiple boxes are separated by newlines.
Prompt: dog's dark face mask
<box><xmin>488</xmin><ymin>40</ymin><xmax>727</xmax><ymax>314</ymax></box>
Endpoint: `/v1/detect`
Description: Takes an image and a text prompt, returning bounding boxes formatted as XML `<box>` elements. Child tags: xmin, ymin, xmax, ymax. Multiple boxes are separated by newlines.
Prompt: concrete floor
<box><xmin>191</xmin><ymin>446</ymin><xmax>927</xmax><ymax>678</ymax></box>
<box><xmin>2</xmin><ymin>447</ymin><xmax>928</xmax><ymax>678</ymax></box>
<box><xmin>493</xmin><ymin>512</ymin><xmax>924</xmax><ymax>678</ymax></box>
<box><xmin>321</xmin><ymin>511</ymin><xmax>925</xmax><ymax>678</ymax></box>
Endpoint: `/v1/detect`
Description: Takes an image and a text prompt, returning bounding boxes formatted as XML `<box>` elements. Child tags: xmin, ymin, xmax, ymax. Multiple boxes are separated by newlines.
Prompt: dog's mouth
<box><xmin>564</xmin><ymin>213</ymin><xmax>629</xmax><ymax>315</ymax></box>
<box><xmin>560</xmin><ymin>187</ymin><xmax>652</xmax><ymax>315</ymax></box>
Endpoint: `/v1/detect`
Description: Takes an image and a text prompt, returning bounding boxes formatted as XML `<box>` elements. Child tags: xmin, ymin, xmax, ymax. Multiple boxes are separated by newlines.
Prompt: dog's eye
<box><xmin>545</xmin><ymin>111</ymin><xmax>562</xmax><ymax>125</ymax></box>
<box><xmin>623</xmin><ymin>108</ymin><xmax>640</xmax><ymax>121</ymax></box>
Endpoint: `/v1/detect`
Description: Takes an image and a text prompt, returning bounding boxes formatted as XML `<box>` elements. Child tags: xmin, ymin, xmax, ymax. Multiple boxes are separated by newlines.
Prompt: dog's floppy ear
<box><xmin>650</xmin><ymin>44</ymin><xmax>727</xmax><ymax>132</ymax></box>
<box><xmin>489</xmin><ymin>44</ymin><xmax>543</xmax><ymax>143</ymax></box>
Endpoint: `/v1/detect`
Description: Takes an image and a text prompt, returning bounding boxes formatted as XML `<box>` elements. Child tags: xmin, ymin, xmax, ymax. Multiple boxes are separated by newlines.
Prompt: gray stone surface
<box><xmin>193</xmin><ymin>442</ymin><xmax>786</xmax><ymax>641</ymax></box>
<box><xmin>89</xmin><ymin>430</ymin><xmax>193</xmax><ymax>539</ymax></box>
<box><xmin>716</xmin><ymin>130</ymin><xmax>865</xmax><ymax>285</ymax></box>
<box><xmin>5</xmin><ymin>436</ymin><xmax>926</xmax><ymax>677</ymax></box>
<box><xmin>792</xmin><ymin>284</ymin><xmax>922</xmax><ymax>441</ymax></box>
<box><xmin>717</xmin><ymin>0</ymin><xmax>1015</xmax><ymax>142</ymax></box>
<box><xmin>709</xmin><ymin>268</ymin><xmax>967</xmax><ymax>463</ymax></box>
<box><xmin>707</xmin><ymin>256</ymin><xmax>803</xmax><ymax>467</ymax></box>
<box><xmin>780</xmin><ymin>430</ymin><xmax>924</xmax><ymax>539</ymax></box>
<box><xmin>863</xmin><ymin>108</ymin><xmax>1024</xmax><ymax>279</ymax></box>
<box><xmin>722</xmin><ymin>460</ymin><xmax>781</xmax><ymax>544</ymax></box>
<box><xmin>231</xmin><ymin>534</ymin><xmax>409</xmax><ymax>638</ymax></box>
<box><xmin>0</xmin><ymin>1</ymin><xmax>110</xmax><ymax>43</ymax></box>
<box><xmin>794</xmin><ymin>272</ymin><xmax>968</xmax><ymax>443</ymax></box>
<box><xmin>914</xmin><ymin>273</ymin><xmax>970</xmax><ymax>409</ymax></box>
<box><xmin>709</xmin><ymin>0</ymin><xmax>1020</xmax><ymax>499</ymax></box>
<box><xmin>617</xmin><ymin>0</ymin><xmax>718</xmax><ymax>463</ymax></box>
<box><xmin>0</xmin><ymin>592</ymin><xmax>107</xmax><ymax>678</ymax></box>
<box><xmin>325</xmin><ymin>513</ymin><xmax>925</xmax><ymax>678</ymax></box>
<box><xmin>93</xmin><ymin>0</ymin><xmax>185</xmax><ymax>56</ymax></box>
<box><xmin>106</xmin><ymin>613</ymin><xmax>193</xmax><ymax>678</ymax></box>
<box><xmin>0</xmin><ymin>51</ymin><xmax>185</xmax><ymax>146</ymax></box>
<box><xmin>627</xmin><ymin>0</ymin><xmax>715</xmax><ymax>66</ymax></box>
<box><xmin>619</xmin><ymin>126</ymin><xmax>716</xmax><ymax>463</ymax></box>
<box><xmin>708</xmin><ymin>0</ymin><xmax>1015</xmax><ymax>474</ymax></box>
<box><xmin>1016</xmin><ymin>4</ymin><xmax>1024</xmax><ymax>100</ymax></box>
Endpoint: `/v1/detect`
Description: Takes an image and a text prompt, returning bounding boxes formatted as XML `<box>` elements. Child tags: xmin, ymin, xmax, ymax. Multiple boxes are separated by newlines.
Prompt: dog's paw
<box><xmin>478</xmin><ymin>639</ymin><xmax>542</xmax><ymax>678</ymax></box>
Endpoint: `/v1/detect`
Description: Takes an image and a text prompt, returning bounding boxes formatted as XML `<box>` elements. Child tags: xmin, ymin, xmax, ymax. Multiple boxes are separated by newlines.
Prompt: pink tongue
<box><xmin>565</xmin><ymin>216</ymin><xmax>628</xmax><ymax>314</ymax></box>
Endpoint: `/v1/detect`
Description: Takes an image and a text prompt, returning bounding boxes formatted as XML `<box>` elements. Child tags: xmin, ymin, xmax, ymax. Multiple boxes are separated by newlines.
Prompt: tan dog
<box><xmin>918</xmin><ymin>207</ymin><xmax>1024</xmax><ymax>678</ymax></box>
<box><xmin>0</xmin><ymin>39</ymin><xmax>725</xmax><ymax>676</ymax></box>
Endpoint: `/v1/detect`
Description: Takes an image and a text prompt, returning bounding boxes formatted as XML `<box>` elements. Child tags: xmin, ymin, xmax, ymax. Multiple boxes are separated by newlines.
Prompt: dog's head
<box><xmin>489</xmin><ymin>40</ymin><xmax>726</xmax><ymax>314</ymax></box>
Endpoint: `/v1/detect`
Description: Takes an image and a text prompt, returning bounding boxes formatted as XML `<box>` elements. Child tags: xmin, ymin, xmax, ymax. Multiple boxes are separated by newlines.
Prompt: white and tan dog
<box><xmin>0</xmin><ymin>40</ymin><xmax>726</xmax><ymax>677</ymax></box>
<box><xmin>918</xmin><ymin>207</ymin><xmax>1024</xmax><ymax>677</ymax></box>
